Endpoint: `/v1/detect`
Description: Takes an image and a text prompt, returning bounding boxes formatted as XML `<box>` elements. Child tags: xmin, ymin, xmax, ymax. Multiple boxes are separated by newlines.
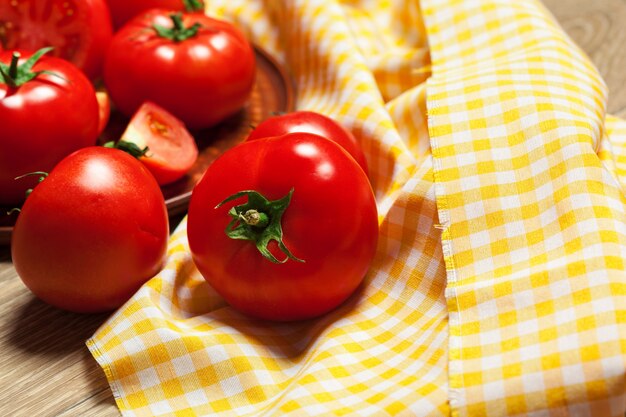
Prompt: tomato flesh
<box><xmin>0</xmin><ymin>0</ymin><xmax>113</xmax><ymax>79</ymax></box>
<box><xmin>96</xmin><ymin>89</ymin><xmax>110</xmax><ymax>136</ymax></box>
<box><xmin>121</xmin><ymin>101</ymin><xmax>198</xmax><ymax>185</ymax></box>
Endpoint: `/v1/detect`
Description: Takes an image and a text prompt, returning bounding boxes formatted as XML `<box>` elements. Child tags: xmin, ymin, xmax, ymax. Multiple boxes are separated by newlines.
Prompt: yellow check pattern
<box><xmin>88</xmin><ymin>0</ymin><xmax>626</xmax><ymax>416</ymax></box>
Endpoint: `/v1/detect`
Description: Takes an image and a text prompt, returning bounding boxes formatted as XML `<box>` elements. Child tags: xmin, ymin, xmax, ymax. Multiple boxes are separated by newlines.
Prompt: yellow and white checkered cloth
<box><xmin>87</xmin><ymin>0</ymin><xmax>626</xmax><ymax>415</ymax></box>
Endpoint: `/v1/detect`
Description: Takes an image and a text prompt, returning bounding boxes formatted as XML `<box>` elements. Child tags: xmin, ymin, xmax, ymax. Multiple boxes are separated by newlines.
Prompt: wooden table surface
<box><xmin>2</xmin><ymin>2</ymin><xmax>626</xmax><ymax>416</ymax></box>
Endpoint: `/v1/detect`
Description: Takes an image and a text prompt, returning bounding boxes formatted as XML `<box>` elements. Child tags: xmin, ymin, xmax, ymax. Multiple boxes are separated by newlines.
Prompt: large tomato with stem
<box><xmin>11</xmin><ymin>147</ymin><xmax>169</xmax><ymax>314</ymax></box>
<box><xmin>0</xmin><ymin>0</ymin><xmax>113</xmax><ymax>79</ymax></box>
<box><xmin>0</xmin><ymin>48</ymin><xmax>99</xmax><ymax>206</ymax></box>
<box><xmin>106</xmin><ymin>0</ymin><xmax>204</xmax><ymax>28</ymax></box>
<box><xmin>187</xmin><ymin>133</ymin><xmax>379</xmax><ymax>321</ymax></box>
<box><xmin>104</xmin><ymin>9</ymin><xmax>255</xmax><ymax>130</ymax></box>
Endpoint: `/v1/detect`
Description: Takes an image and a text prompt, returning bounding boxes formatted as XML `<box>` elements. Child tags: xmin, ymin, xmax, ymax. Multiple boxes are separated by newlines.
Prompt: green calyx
<box><xmin>7</xmin><ymin>171</ymin><xmax>48</xmax><ymax>214</ymax></box>
<box><xmin>14</xmin><ymin>171</ymin><xmax>49</xmax><ymax>199</ymax></box>
<box><xmin>104</xmin><ymin>140</ymin><xmax>149</xmax><ymax>159</ymax></box>
<box><xmin>0</xmin><ymin>47</ymin><xmax>61</xmax><ymax>89</ymax></box>
<box><xmin>216</xmin><ymin>188</ymin><xmax>305</xmax><ymax>264</ymax></box>
<box><xmin>182</xmin><ymin>0</ymin><xmax>204</xmax><ymax>12</ymax></box>
<box><xmin>153</xmin><ymin>13</ymin><xmax>202</xmax><ymax>42</ymax></box>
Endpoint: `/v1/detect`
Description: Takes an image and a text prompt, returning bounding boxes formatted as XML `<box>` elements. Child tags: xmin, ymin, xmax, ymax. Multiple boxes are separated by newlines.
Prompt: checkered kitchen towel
<box><xmin>87</xmin><ymin>0</ymin><xmax>626</xmax><ymax>415</ymax></box>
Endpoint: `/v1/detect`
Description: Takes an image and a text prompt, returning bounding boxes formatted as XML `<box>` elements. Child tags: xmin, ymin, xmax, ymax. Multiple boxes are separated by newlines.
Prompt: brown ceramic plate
<box><xmin>0</xmin><ymin>46</ymin><xmax>295</xmax><ymax>245</ymax></box>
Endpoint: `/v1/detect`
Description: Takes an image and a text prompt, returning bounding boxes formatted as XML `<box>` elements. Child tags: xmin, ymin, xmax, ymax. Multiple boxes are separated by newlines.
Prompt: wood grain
<box><xmin>0</xmin><ymin>248</ymin><xmax>119</xmax><ymax>417</ymax></box>
<box><xmin>1</xmin><ymin>2</ymin><xmax>625</xmax><ymax>416</ymax></box>
<box><xmin>542</xmin><ymin>0</ymin><xmax>626</xmax><ymax>117</ymax></box>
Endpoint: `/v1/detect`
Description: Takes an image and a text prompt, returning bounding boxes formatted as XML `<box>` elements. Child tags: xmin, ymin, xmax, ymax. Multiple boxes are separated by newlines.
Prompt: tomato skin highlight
<box><xmin>106</xmin><ymin>0</ymin><xmax>205</xmax><ymax>28</ymax></box>
<box><xmin>104</xmin><ymin>10</ymin><xmax>256</xmax><ymax>130</ymax></box>
<box><xmin>248</xmin><ymin>111</ymin><xmax>370</xmax><ymax>175</ymax></box>
<box><xmin>187</xmin><ymin>133</ymin><xmax>379</xmax><ymax>321</ymax></box>
<box><xmin>11</xmin><ymin>147</ymin><xmax>169</xmax><ymax>314</ymax></box>
<box><xmin>0</xmin><ymin>0</ymin><xmax>113</xmax><ymax>79</ymax></box>
<box><xmin>121</xmin><ymin>101</ymin><xmax>199</xmax><ymax>185</ymax></box>
<box><xmin>0</xmin><ymin>50</ymin><xmax>100</xmax><ymax>206</ymax></box>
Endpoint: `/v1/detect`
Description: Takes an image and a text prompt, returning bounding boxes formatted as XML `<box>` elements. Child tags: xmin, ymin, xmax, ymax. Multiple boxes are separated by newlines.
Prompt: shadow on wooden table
<box><xmin>0</xmin><ymin>244</ymin><xmax>108</xmax><ymax>354</ymax></box>
<box><xmin>7</xmin><ymin>295</ymin><xmax>110</xmax><ymax>357</ymax></box>
<box><xmin>0</xmin><ymin>243</ymin><xmax>119</xmax><ymax>414</ymax></box>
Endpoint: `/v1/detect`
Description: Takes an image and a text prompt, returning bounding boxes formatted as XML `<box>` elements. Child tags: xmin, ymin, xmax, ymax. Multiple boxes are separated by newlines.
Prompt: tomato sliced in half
<box><xmin>121</xmin><ymin>101</ymin><xmax>198</xmax><ymax>185</ymax></box>
<box><xmin>0</xmin><ymin>0</ymin><xmax>113</xmax><ymax>79</ymax></box>
<box><xmin>96</xmin><ymin>89</ymin><xmax>111</xmax><ymax>136</ymax></box>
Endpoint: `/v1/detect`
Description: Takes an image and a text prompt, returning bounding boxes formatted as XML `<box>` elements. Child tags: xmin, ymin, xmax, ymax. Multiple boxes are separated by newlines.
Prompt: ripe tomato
<box><xmin>0</xmin><ymin>48</ymin><xmax>100</xmax><ymax>206</ymax></box>
<box><xmin>104</xmin><ymin>10</ymin><xmax>256</xmax><ymax>130</ymax></box>
<box><xmin>0</xmin><ymin>0</ymin><xmax>113</xmax><ymax>79</ymax></box>
<box><xmin>248</xmin><ymin>111</ymin><xmax>369</xmax><ymax>175</ymax></box>
<box><xmin>106</xmin><ymin>0</ymin><xmax>205</xmax><ymax>29</ymax></box>
<box><xmin>11</xmin><ymin>147</ymin><xmax>169</xmax><ymax>314</ymax></box>
<box><xmin>187</xmin><ymin>133</ymin><xmax>379</xmax><ymax>321</ymax></box>
<box><xmin>114</xmin><ymin>101</ymin><xmax>198</xmax><ymax>185</ymax></box>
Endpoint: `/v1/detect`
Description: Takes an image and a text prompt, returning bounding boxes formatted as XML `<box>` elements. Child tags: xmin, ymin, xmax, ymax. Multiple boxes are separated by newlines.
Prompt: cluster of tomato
<box><xmin>0</xmin><ymin>0</ymin><xmax>256</xmax><ymax>201</ymax></box>
<box><xmin>2</xmin><ymin>0</ymin><xmax>379</xmax><ymax>322</ymax></box>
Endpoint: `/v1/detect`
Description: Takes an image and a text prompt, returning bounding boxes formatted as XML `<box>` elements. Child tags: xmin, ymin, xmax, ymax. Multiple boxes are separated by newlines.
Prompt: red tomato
<box><xmin>0</xmin><ymin>49</ymin><xmax>100</xmax><ymax>206</ymax></box>
<box><xmin>117</xmin><ymin>101</ymin><xmax>198</xmax><ymax>185</ymax></box>
<box><xmin>104</xmin><ymin>10</ymin><xmax>256</xmax><ymax>130</ymax></box>
<box><xmin>106</xmin><ymin>0</ymin><xmax>205</xmax><ymax>29</ymax></box>
<box><xmin>0</xmin><ymin>0</ymin><xmax>113</xmax><ymax>79</ymax></box>
<box><xmin>11</xmin><ymin>147</ymin><xmax>169</xmax><ymax>314</ymax></box>
<box><xmin>187</xmin><ymin>133</ymin><xmax>379</xmax><ymax>321</ymax></box>
<box><xmin>248</xmin><ymin>111</ymin><xmax>369</xmax><ymax>175</ymax></box>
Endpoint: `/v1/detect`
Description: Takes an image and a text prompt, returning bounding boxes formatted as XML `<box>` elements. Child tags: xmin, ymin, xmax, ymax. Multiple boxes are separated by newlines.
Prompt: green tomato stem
<box><xmin>8</xmin><ymin>52</ymin><xmax>19</xmax><ymax>80</ymax></box>
<box><xmin>14</xmin><ymin>171</ymin><xmax>49</xmax><ymax>181</ymax></box>
<box><xmin>0</xmin><ymin>47</ymin><xmax>63</xmax><ymax>88</ymax></box>
<box><xmin>172</xmin><ymin>13</ymin><xmax>185</xmax><ymax>31</ymax></box>
<box><xmin>14</xmin><ymin>171</ymin><xmax>49</xmax><ymax>199</ymax></box>
<box><xmin>103</xmin><ymin>140</ymin><xmax>149</xmax><ymax>159</ymax></box>
<box><xmin>153</xmin><ymin>13</ymin><xmax>202</xmax><ymax>42</ymax></box>
<box><xmin>183</xmin><ymin>0</ymin><xmax>203</xmax><ymax>12</ymax></box>
<box><xmin>216</xmin><ymin>188</ymin><xmax>305</xmax><ymax>264</ymax></box>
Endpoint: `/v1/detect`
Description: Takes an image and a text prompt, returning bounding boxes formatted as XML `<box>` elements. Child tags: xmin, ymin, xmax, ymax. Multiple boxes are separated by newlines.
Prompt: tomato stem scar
<box><xmin>240</xmin><ymin>210</ymin><xmax>269</xmax><ymax>227</ymax></box>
